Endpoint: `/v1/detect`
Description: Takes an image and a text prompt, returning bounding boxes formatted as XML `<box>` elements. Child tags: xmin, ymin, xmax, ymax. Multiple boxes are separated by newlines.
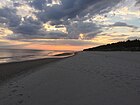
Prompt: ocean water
<box><xmin>0</xmin><ymin>49</ymin><xmax>72</xmax><ymax>64</ymax></box>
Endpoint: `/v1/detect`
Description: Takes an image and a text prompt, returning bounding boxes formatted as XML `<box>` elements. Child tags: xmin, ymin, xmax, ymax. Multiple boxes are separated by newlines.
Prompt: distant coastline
<box><xmin>84</xmin><ymin>39</ymin><xmax>140</xmax><ymax>51</ymax></box>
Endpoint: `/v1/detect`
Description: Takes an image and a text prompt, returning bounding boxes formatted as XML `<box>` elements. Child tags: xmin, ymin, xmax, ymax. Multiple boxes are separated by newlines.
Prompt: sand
<box><xmin>0</xmin><ymin>52</ymin><xmax>74</xmax><ymax>83</ymax></box>
<box><xmin>0</xmin><ymin>58</ymin><xmax>63</xmax><ymax>83</ymax></box>
<box><xmin>0</xmin><ymin>51</ymin><xmax>140</xmax><ymax>105</ymax></box>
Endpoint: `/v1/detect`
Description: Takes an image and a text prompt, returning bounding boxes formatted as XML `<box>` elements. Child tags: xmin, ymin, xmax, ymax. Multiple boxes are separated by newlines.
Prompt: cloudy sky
<box><xmin>0</xmin><ymin>0</ymin><xmax>140</xmax><ymax>51</ymax></box>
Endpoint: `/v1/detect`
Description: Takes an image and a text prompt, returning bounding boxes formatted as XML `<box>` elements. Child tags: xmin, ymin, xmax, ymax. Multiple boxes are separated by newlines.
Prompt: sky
<box><xmin>0</xmin><ymin>0</ymin><xmax>140</xmax><ymax>51</ymax></box>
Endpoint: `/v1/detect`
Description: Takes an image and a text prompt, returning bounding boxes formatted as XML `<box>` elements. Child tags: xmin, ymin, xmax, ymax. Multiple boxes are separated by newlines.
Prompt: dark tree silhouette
<box><xmin>84</xmin><ymin>39</ymin><xmax>140</xmax><ymax>51</ymax></box>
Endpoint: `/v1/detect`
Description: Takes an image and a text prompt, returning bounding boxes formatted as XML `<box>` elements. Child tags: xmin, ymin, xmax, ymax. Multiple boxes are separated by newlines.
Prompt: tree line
<box><xmin>84</xmin><ymin>39</ymin><xmax>140</xmax><ymax>51</ymax></box>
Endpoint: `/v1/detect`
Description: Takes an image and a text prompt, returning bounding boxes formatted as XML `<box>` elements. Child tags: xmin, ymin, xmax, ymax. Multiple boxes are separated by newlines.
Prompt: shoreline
<box><xmin>0</xmin><ymin>52</ymin><xmax>75</xmax><ymax>84</ymax></box>
<box><xmin>0</xmin><ymin>50</ymin><xmax>76</xmax><ymax>64</ymax></box>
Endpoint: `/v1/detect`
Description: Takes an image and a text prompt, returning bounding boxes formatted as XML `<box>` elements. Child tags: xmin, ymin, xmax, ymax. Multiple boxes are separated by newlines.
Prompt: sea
<box><xmin>0</xmin><ymin>49</ymin><xmax>73</xmax><ymax>64</ymax></box>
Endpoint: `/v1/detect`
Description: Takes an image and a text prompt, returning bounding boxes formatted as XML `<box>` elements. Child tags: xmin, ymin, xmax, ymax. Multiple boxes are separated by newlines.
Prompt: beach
<box><xmin>0</xmin><ymin>52</ymin><xmax>74</xmax><ymax>83</ymax></box>
<box><xmin>0</xmin><ymin>51</ymin><xmax>140</xmax><ymax>105</ymax></box>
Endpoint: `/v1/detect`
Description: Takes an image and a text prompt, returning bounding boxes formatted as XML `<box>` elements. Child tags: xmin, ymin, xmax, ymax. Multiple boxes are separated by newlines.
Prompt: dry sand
<box><xmin>0</xmin><ymin>51</ymin><xmax>140</xmax><ymax>105</ymax></box>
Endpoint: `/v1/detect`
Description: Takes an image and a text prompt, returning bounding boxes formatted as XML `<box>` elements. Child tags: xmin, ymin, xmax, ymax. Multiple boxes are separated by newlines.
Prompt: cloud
<box><xmin>1</xmin><ymin>0</ymin><xmax>139</xmax><ymax>43</ymax></box>
<box><xmin>20</xmin><ymin>39</ymin><xmax>96</xmax><ymax>46</ymax></box>
<box><xmin>110</xmin><ymin>22</ymin><xmax>138</xmax><ymax>29</ymax></box>
<box><xmin>0</xmin><ymin>7</ymin><xmax>21</xmax><ymax>27</ymax></box>
<box><xmin>127</xmin><ymin>36</ymin><xmax>140</xmax><ymax>40</ymax></box>
<box><xmin>67</xmin><ymin>21</ymin><xmax>101</xmax><ymax>39</ymax></box>
<box><xmin>15</xmin><ymin>24</ymin><xmax>41</xmax><ymax>35</ymax></box>
<box><xmin>0</xmin><ymin>17</ymin><xmax>9</xmax><ymax>24</ymax></box>
<box><xmin>84</xmin><ymin>31</ymin><xmax>103</xmax><ymax>40</ymax></box>
<box><xmin>6</xmin><ymin>30</ymin><xmax>68</xmax><ymax>40</ymax></box>
<box><xmin>0</xmin><ymin>40</ymin><xmax>28</xmax><ymax>49</ymax></box>
<box><xmin>34</xmin><ymin>0</ymin><xmax>122</xmax><ymax>23</ymax></box>
<box><xmin>13</xmin><ymin>17</ymin><xmax>42</xmax><ymax>35</ymax></box>
<box><xmin>1</xmin><ymin>0</ymin><xmax>123</xmax><ymax>32</ymax></box>
<box><xmin>12</xmin><ymin>20</ymin><xmax>101</xmax><ymax>40</ymax></box>
<box><xmin>31</xmin><ymin>0</ymin><xmax>47</xmax><ymax>10</ymax></box>
<box><xmin>44</xmin><ymin>31</ymin><xmax>68</xmax><ymax>39</ymax></box>
<box><xmin>136</xmin><ymin>0</ymin><xmax>140</xmax><ymax>4</ymax></box>
<box><xmin>0</xmin><ymin>44</ymin><xmax>26</xmax><ymax>49</ymax></box>
<box><xmin>34</xmin><ymin>0</ymin><xmax>96</xmax><ymax>21</ymax></box>
<box><xmin>6</xmin><ymin>32</ymin><xmax>66</xmax><ymax>40</ymax></box>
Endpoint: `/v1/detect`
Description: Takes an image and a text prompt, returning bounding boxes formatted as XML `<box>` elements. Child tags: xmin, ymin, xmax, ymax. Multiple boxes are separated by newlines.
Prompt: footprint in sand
<box><xmin>21</xmin><ymin>86</ymin><xmax>24</xmax><ymax>88</ymax></box>
<box><xmin>136</xmin><ymin>90</ymin><xmax>140</xmax><ymax>94</ymax></box>
<box><xmin>8</xmin><ymin>94</ymin><xmax>12</xmax><ymax>97</ymax></box>
<box><xmin>18</xmin><ymin>94</ymin><xmax>23</xmax><ymax>96</ymax></box>
<box><xmin>13</xmin><ymin>85</ymin><xmax>19</xmax><ymax>88</ymax></box>
<box><xmin>18</xmin><ymin>100</ymin><xmax>23</xmax><ymax>104</ymax></box>
<box><xmin>11</xmin><ymin>89</ymin><xmax>18</xmax><ymax>93</ymax></box>
<box><xmin>9</xmin><ymin>83</ymin><xmax>13</xmax><ymax>86</ymax></box>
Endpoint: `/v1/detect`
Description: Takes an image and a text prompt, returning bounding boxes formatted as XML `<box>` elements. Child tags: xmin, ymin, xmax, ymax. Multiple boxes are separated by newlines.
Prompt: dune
<box><xmin>0</xmin><ymin>51</ymin><xmax>140</xmax><ymax>105</ymax></box>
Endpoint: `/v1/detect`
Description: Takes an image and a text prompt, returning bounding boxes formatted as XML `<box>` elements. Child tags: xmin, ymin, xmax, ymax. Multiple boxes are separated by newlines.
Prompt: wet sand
<box><xmin>0</xmin><ymin>58</ymin><xmax>62</xmax><ymax>83</ymax></box>
<box><xmin>0</xmin><ymin>51</ymin><xmax>140</xmax><ymax>105</ymax></box>
<box><xmin>0</xmin><ymin>52</ymin><xmax>74</xmax><ymax>83</ymax></box>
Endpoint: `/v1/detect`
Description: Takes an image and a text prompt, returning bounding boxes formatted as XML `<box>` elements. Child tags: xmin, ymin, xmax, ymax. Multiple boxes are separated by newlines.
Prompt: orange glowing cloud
<box><xmin>25</xmin><ymin>44</ymin><xmax>92</xmax><ymax>51</ymax></box>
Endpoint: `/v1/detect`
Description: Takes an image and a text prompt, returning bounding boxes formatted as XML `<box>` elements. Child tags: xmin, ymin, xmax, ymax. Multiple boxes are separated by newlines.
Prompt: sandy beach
<box><xmin>0</xmin><ymin>58</ymin><xmax>63</xmax><ymax>83</ymax></box>
<box><xmin>0</xmin><ymin>51</ymin><xmax>140</xmax><ymax>105</ymax></box>
<box><xmin>0</xmin><ymin>52</ymin><xmax>74</xmax><ymax>83</ymax></box>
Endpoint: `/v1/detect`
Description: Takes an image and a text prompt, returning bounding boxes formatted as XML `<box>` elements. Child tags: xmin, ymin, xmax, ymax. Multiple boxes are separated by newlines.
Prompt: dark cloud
<box><xmin>67</xmin><ymin>21</ymin><xmax>101</xmax><ymax>39</ymax></box>
<box><xmin>0</xmin><ymin>6</ymin><xmax>46</xmax><ymax>37</ymax></box>
<box><xmin>31</xmin><ymin>0</ymin><xmax>47</xmax><ymax>10</ymax></box>
<box><xmin>77</xmin><ymin>22</ymin><xmax>100</xmax><ymax>34</ymax></box>
<box><xmin>15</xmin><ymin>23</ymin><xmax>41</xmax><ymax>35</ymax></box>
<box><xmin>110</xmin><ymin>22</ymin><xmax>138</xmax><ymax>29</ymax></box>
<box><xmin>136</xmin><ymin>0</ymin><xmax>140</xmax><ymax>4</ymax></box>
<box><xmin>1</xmin><ymin>0</ymin><xmax>135</xmax><ymax>41</ymax></box>
<box><xmin>13</xmin><ymin>17</ymin><xmax>42</xmax><ymax>35</ymax></box>
<box><xmin>109</xmin><ymin>34</ymin><xmax>129</xmax><ymax>37</ymax></box>
<box><xmin>7</xmin><ymin>16</ymin><xmax>68</xmax><ymax>39</ymax></box>
<box><xmin>35</xmin><ymin>0</ymin><xmax>122</xmax><ymax>23</ymax></box>
<box><xmin>128</xmin><ymin>36</ymin><xmax>140</xmax><ymax>40</ymax></box>
<box><xmin>1</xmin><ymin>0</ymin><xmax>123</xmax><ymax>33</ymax></box>
<box><xmin>6</xmin><ymin>30</ymin><xmax>68</xmax><ymax>40</ymax></box>
<box><xmin>4</xmin><ymin>16</ymin><xmax>68</xmax><ymax>40</ymax></box>
<box><xmin>34</xmin><ymin>0</ymin><xmax>97</xmax><ymax>21</ymax></box>
<box><xmin>84</xmin><ymin>31</ymin><xmax>103</xmax><ymax>40</ymax></box>
<box><xmin>0</xmin><ymin>7</ymin><xmax>21</xmax><ymax>27</ymax></box>
<box><xmin>80</xmin><ymin>0</ymin><xmax>122</xmax><ymax>18</ymax></box>
<box><xmin>0</xmin><ymin>17</ymin><xmax>9</xmax><ymax>24</ymax></box>
<box><xmin>49</xmin><ymin>20</ymin><xmax>63</xmax><ymax>25</ymax></box>
<box><xmin>37</xmin><ymin>4</ymin><xmax>64</xmax><ymax>22</ymax></box>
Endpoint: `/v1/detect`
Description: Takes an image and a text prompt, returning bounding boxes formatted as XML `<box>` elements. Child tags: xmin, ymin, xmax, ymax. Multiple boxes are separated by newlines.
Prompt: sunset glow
<box><xmin>25</xmin><ymin>44</ymin><xmax>89</xmax><ymax>51</ymax></box>
<box><xmin>0</xmin><ymin>0</ymin><xmax>140</xmax><ymax>51</ymax></box>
